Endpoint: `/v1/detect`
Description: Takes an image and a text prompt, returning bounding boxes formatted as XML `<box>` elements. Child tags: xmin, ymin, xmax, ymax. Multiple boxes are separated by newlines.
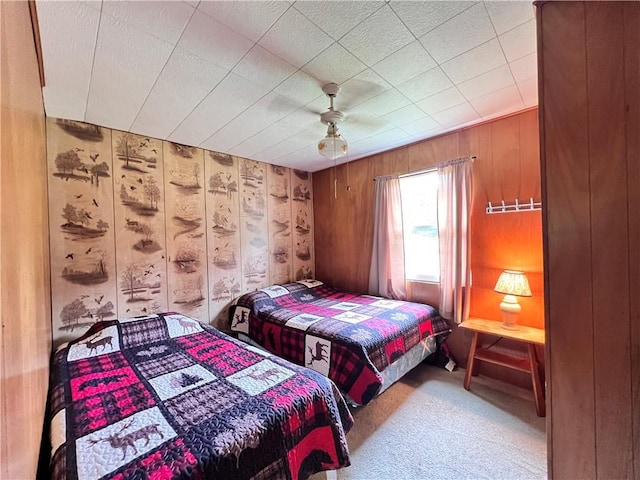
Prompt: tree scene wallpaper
<box><xmin>47</xmin><ymin>118</ymin><xmax>314</xmax><ymax>344</ymax></box>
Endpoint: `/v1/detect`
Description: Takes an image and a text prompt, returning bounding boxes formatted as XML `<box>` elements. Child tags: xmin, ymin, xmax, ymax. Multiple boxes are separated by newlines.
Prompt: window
<box><xmin>400</xmin><ymin>171</ymin><xmax>439</xmax><ymax>282</ymax></box>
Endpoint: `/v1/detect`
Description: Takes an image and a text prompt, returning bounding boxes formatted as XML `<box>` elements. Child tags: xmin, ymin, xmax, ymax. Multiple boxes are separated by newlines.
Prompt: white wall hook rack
<box><xmin>486</xmin><ymin>197</ymin><xmax>542</xmax><ymax>214</ymax></box>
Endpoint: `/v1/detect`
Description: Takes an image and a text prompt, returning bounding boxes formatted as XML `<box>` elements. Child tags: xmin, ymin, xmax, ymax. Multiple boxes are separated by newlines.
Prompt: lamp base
<box><xmin>499</xmin><ymin>294</ymin><xmax>521</xmax><ymax>330</ymax></box>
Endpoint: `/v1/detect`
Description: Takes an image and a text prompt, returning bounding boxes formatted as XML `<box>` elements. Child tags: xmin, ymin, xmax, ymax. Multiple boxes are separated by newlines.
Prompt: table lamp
<box><xmin>494</xmin><ymin>270</ymin><xmax>532</xmax><ymax>330</ymax></box>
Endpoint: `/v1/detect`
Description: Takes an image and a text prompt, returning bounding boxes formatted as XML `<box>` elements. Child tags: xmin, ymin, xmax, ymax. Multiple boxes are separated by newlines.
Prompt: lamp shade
<box><xmin>318</xmin><ymin>122</ymin><xmax>347</xmax><ymax>160</ymax></box>
<box><xmin>494</xmin><ymin>270</ymin><xmax>532</xmax><ymax>297</ymax></box>
<box><xmin>318</xmin><ymin>132</ymin><xmax>347</xmax><ymax>160</ymax></box>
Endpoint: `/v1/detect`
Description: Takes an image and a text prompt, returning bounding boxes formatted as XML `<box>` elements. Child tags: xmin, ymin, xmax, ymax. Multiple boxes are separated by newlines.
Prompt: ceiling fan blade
<box><xmin>337</xmin><ymin>78</ymin><xmax>390</xmax><ymax>111</ymax></box>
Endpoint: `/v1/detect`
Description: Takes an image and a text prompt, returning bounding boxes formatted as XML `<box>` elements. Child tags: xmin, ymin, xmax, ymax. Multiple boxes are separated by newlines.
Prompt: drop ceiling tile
<box><xmin>441</xmin><ymin>38</ymin><xmax>506</xmax><ymax>84</ymax></box>
<box><xmin>36</xmin><ymin>1</ymin><xmax>100</xmax><ymax>120</ymax></box>
<box><xmin>184</xmin><ymin>1</ymin><xmax>199</xmax><ymax>7</ymax></box>
<box><xmin>85</xmin><ymin>14</ymin><xmax>173</xmax><ymax>130</ymax></box>
<box><xmin>273</xmin><ymin>71</ymin><xmax>325</xmax><ymax>110</ymax></box>
<box><xmin>416</xmin><ymin>87</ymin><xmax>467</xmax><ymax>116</ymax></box>
<box><xmin>259</xmin><ymin>8</ymin><xmax>333</xmax><ymax>68</ymax></box>
<box><xmin>293</xmin><ymin>1</ymin><xmax>384</xmax><ymax>41</ymax></box>
<box><xmin>470</xmin><ymin>84</ymin><xmax>523</xmax><ymax>118</ymax></box>
<box><xmin>339</xmin><ymin>5</ymin><xmax>414</xmax><ymax>66</ymax></box>
<box><xmin>231</xmin><ymin>108</ymin><xmax>319</xmax><ymax>158</ymax></box>
<box><xmin>339</xmin><ymin>69</ymin><xmax>392</xmax><ymax>109</ymax></box>
<box><xmin>257</xmin><ymin>127</ymin><xmax>319</xmax><ymax>163</ymax></box>
<box><xmin>131</xmin><ymin>48</ymin><xmax>228</xmax><ymax>140</ymax></box>
<box><xmin>169</xmin><ymin>72</ymin><xmax>267</xmax><ymax>146</ymax></box>
<box><xmin>510</xmin><ymin>52</ymin><xmax>537</xmax><ymax>83</ymax></box>
<box><xmin>101</xmin><ymin>1</ymin><xmax>194</xmax><ymax>45</ymax></box>
<box><xmin>382</xmin><ymin>104</ymin><xmax>428</xmax><ymax>127</ymax></box>
<box><xmin>302</xmin><ymin>43</ymin><xmax>367</xmax><ymax>86</ymax></box>
<box><xmin>371</xmin><ymin>40</ymin><xmax>437</xmax><ymax>86</ymax></box>
<box><xmin>233</xmin><ymin>45</ymin><xmax>297</xmax><ymax>91</ymax></box>
<box><xmin>358</xmin><ymin>89</ymin><xmax>411</xmax><ymax>117</ymax></box>
<box><xmin>420</xmin><ymin>3</ymin><xmax>495</xmax><ymax>64</ymax></box>
<box><xmin>457</xmin><ymin>64</ymin><xmax>514</xmax><ymax>100</ymax></box>
<box><xmin>197</xmin><ymin>1</ymin><xmax>289</xmax><ymax>42</ymax></box>
<box><xmin>201</xmin><ymin>91</ymin><xmax>300</xmax><ymax>152</ymax></box>
<box><xmin>518</xmin><ymin>77</ymin><xmax>538</xmax><ymax>107</ymax></box>
<box><xmin>485</xmin><ymin>1</ymin><xmax>534</xmax><ymax>35</ymax></box>
<box><xmin>499</xmin><ymin>19</ymin><xmax>536</xmax><ymax>62</ymax></box>
<box><xmin>178</xmin><ymin>10</ymin><xmax>254</xmax><ymax>71</ymax></box>
<box><xmin>399</xmin><ymin>115</ymin><xmax>442</xmax><ymax>137</ymax></box>
<box><xmin>390</xmin><ymin>1</ymin><xmax>476</xmax><ymax>38</ymax></box>
<box><xmin>430</xmin><ymin>102</ymin><xmax>480</xmax><ymax>128</ymax></box>
<box><xmin>396</xmin><ymin>67</ymin><xmax>453</xmax><ymax>103</ymax></box>
<box><xmin>274</xmin><ymin>143</ymin><xmax>321</xmax><ymax>169</ymax></box>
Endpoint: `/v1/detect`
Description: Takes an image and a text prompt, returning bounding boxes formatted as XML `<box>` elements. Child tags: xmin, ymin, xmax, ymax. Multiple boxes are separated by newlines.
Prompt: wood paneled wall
<box><xmin>538</xmin><ymin>2</ymin><xmax>639</xmax><ymax>478</ymax></box>
<box><xmin>313</xmin><ymin>109</ymin><xmax>543</xmax><ymax>381</ymax></box>
<box><xmin>0</xmin><ymin>1</ymin><xmax>52</xmax><ymax>477</ymax></box>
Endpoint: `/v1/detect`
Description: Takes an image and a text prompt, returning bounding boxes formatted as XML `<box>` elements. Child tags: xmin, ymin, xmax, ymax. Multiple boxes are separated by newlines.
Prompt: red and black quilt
<box><xmin>230</xmin><ymin>280</ymin><xmax>451</xmax><ymax>405</ymax></box>
<box><xmin>48</xmin><ymin>313</ymin><xmax>352</xmax><ymax>480</ymax></box>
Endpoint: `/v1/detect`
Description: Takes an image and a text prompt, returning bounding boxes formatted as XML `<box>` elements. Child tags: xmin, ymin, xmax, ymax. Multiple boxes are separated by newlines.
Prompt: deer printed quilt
<box><xmin>230</xmin><ymin>281</ymin><xmax>451</xmax><ymax>405</ymax></box>
<box><xmin>48</xmin><ymin>313</ymin><xmax>352</xmax><ymax>480</ymax></box>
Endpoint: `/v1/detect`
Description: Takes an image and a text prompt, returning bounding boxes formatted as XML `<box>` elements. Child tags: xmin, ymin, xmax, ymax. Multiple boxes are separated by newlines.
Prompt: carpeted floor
<box><xmin>322</xmin><ymin>364</ymin><xmax>546</xmax><ymax>480</ymax></box>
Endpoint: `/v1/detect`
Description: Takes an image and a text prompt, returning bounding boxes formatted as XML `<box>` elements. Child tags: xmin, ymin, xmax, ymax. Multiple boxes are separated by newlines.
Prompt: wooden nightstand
<box><xmin>459</xmin><ymin>317</ymin><xmax>546</xmax><ymax>417</ymax></box>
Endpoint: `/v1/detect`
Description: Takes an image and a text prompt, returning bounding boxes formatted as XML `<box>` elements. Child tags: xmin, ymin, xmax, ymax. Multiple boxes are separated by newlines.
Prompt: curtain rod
<box><xmin>373</xmin><ymin>155</ymin><xmax>476</xmax><ymax>181</ymax></box>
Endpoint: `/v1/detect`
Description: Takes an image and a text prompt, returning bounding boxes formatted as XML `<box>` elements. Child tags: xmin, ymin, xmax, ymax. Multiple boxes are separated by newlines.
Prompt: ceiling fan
<box><xmin>317</xmin><ymin>83</ymin><xmax>348</xmax><ymax>161</ymax></box>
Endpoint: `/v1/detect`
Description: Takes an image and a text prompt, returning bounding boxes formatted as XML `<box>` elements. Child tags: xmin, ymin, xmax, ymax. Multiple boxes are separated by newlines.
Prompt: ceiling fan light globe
<box><xmin>318</xmin><ymin>134</ymin><xmax>348</xmax><ymax>160</ymax></box>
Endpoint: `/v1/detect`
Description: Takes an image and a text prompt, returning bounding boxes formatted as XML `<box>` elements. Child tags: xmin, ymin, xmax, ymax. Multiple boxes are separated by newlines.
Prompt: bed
<box><xmin>48</xmin><ymin>312</ymin><xmax>352</xmax><ymax>480</ymax></box>
<box><xmin>230</xmin><ymin>280</ymin><xmax>452</xmax><ymax>406</ymax></box>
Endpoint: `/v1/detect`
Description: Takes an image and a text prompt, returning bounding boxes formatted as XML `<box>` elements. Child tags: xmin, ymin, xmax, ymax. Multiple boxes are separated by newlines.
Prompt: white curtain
<box><xmin>368</xmin><ymin>175</ymin><xmax>407</xmax><ymax>300</ymax></box>
<box><xmin>438</xmin><ymin>158</ymin><xmax>474</xmax><ymax>323</ymax></box>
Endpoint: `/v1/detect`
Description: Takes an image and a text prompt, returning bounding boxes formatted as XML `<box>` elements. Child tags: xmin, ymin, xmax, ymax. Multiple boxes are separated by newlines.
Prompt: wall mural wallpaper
<box><xmin>112</xmin><ymin>131</ymin><xmax>168</xmax><ymax>318</ymax></box>
<box><xmin>267</xmin><ymin>165</ymin><xmax>293</xmax><ymax>284</ymax></box>
<box><xmin>205</xmin><ymin>151</ymin><xmax>242</xmax><ymax>326</ymax></box>
<box><xmin>47</xmin><ymin>118</ymin><xmax>314</xmax><ymax>343</ymax></box>
<box><xmin>292</xmin><ymin>169</ymin><xmax>315</xmax><ymax>281</ymax></box>
<box><xmin>47</xmin><ymin>118</ymin><xmax>118</xmax><ymax>337</ymax></box>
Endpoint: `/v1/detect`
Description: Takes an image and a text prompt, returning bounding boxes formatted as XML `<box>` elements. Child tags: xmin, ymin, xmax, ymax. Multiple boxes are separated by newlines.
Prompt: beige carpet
<box><xmin>322</xmin><ymin>365</ymin><xmax>546</xmax><ymax>480</ymax></box>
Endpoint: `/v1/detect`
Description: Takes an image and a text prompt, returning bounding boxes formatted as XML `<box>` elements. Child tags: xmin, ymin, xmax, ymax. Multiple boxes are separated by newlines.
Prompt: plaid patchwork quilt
<box><xmin>230</xmin><ymin>281</ymin><xmax>451</xmax><ymax>405</ymax></box>
<box><xmin>48</xmin><ymin>313</ymin><xmax>352</xmax><ymax>480</ymax></box>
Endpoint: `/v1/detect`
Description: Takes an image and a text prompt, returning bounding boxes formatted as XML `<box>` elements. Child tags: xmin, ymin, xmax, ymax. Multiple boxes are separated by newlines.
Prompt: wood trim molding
<box><xmin>27</xmin><ymin>0</ymin><xmax>45</xmax><ymax>87</ymax></box>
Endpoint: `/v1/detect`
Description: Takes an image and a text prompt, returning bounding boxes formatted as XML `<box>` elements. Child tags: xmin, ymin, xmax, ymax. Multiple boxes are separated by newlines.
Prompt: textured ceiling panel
<box><xmin>518</xmin><ymin>77</ymin><xmax>538</xmax><ymax>108</ymax></box>
<box><xmin>485</xmin><ymin>1</ymin><xmax>534</xmax><ymax>35</ymax></box>
<box><xmin>382</xmin><ymin>104</ymin><xmax>429</xmax><ymax>128</ymax></box>
<box><xmin>390</xmin><ymin>1</ymin><xmax>476</xmax><ymax>38</ymax></box>
<box><xmin>196</xmin><ymin>1</ymin><xmax>290</xmax><ymax>42</ymax></box>
<box><xmin>85</xmin><ymin>14</ymin><xmax>174</xmax><ymax>130</ymax></box>
<box><xmin>233</xmin><ymin>45</ymin><xmax>297</xmax><ymax>91</ymax></box>
<box><xmin>36</xmin><ymin>1</ymin><xmax>100</xmax><ymax>120</ymax></box>
<box><xmin>420</xmin><ymin>3</ymin><xmax>495</xmax><ymax>64</ymax></box>
<box><xmin>396</xmin><ymin>67</ymin><xmax>453</xmax><ymax>103</ymax></box>
<box><xmin>499</xmin><ymin>19</ymin><xmax>536</xmax><ymax>62</ymax></box>
<box><xmin>38</xmin><ymin>0</ymin><xmax>538</xmax><ymax>172</ymax></box>
<box><xmin>301</xmin><ymin>43</ymin><xmax>367</xmax><ymax>87</ymax></box>
<box><xmin>457</xmin><ymin>64</ymin><xmax>515</xmax><ymax>100</ymax></box>
<box><xmin>441</xmin><ymin>38</ymin><xmax>506</xmax><ymax>84</ymax></box>
<box><xmin>416</xmin><ymin>87</ymin><xmax>467</xmax><ymax>116</ymax></box>
<box><xmin>168</xmin><ymin>72</ymin><xmax>268</xmax><ymax>146</ymax></box>
<box><xmin>371</xmin><ymin>40</ymin><xmax>437</xmax><ymax>86</ymax></box>
<box><xmin>338</xmin><ymin>5</ymin><xmax>414</xmax><ymax>66</ymax></box>
<box><xmin>130</xmin><ymin>48</ymin><xmax>228</xmax><ymax>140</ymax></box>
<box><xmin>510</xmin><ymin>52</ymin><xmax>537</xmax><ymax>83</ymax></box>
<box><xmin>258</xmin><ymin>8</ymin><xmax>333</xmax><ymax>68</ymax></box>
<box><xmin>293</xmin><ymin>1</ymin><xmax>385</xmax><ymax>41</ymax></box>
<box><xmin>471</xmin><ymin>84</ymin><xmax>524</xmax><ymax>118</ymax></box>
<box><xmin>178</xmin><ymin>10</ymin><xmax>254</xmax><ymax>70</ymax></box>
<box><xmin>101</xmin><ymin>1</ymin><xmax>194</xmax><ymax>45</ymax></box>
<box><xmin>399</xmin><ymin>115</ymin><xmax>442</xmax><ymax>137</ymax></box>
<box><xmin>431</xmin><ymin>102</ymin><xmax>480</xmax><ymax>128</ymax></box>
